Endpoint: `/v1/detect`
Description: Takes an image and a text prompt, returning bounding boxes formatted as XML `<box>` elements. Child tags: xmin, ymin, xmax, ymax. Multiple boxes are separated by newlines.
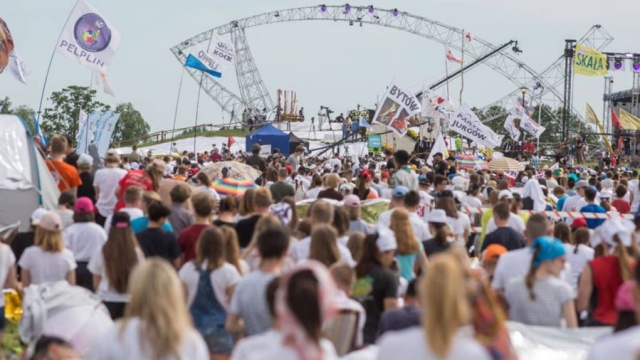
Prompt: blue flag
<box><xmin>185</xmin><ymin>54</ymin><xmax>222</xmax><ymax>78</ymax></box>
<box><xmin>34</xmin><ymin>114</ymin><xmax>47</xmax><ymax>146</ymax></box>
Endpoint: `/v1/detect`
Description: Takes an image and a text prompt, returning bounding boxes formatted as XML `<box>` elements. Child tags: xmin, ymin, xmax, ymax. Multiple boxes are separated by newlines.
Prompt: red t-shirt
<box><xmin>114</xmin><ymin>170</ymin><xmax>154</xmax><ymax>211</ymax></box>
<box><xmin>178</xmin><ymin>224</ymin><xmax>210</xmax><ymax>262</ymax></box>
<box><xmin>591</xmin><ymin>256</ymin><xmax>625</xmax><ymax>325</ymax></box>
<box><xmin>611</xmin><ymin>199</ymin><xmax>631</xmax><ymax>214</ymax></box>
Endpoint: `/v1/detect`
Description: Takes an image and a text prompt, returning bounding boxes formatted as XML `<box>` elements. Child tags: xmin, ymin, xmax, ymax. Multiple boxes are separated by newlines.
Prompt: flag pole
<box><xmin>459</xmin><ymin>30</ymin><xmax>465</xmax><ymax>106</ymax></box>
<box><xmin>193</xmin><ymin>73</ymin><xmax>204</xmax><ymax>156</ymax></box>
<box><xmin>444</xmin><ymin>44</ymin><xmax>450</xmax><ymax>101</ymax></box>
<box><xmin>84</xmin><ymin>71</ymin><xmax>92</xmax><ymax>153</ymax></box>
<box><xmin>170</xmin><ymin>66</ymin><xmax>186</xmax><ymax>155</ymax></box>
<box><xmin>36</xmin><ymin>0</ymin><xmax>78</xmax><ymax>122</ymax></box>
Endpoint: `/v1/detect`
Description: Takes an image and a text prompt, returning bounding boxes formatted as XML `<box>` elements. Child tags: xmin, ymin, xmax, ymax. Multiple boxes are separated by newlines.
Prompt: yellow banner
<box><xmin>619</xmin><ymin>108</ymin><xmax>640</xmax><ymax>130</ymax></box>
<box><xmin>585</xmin><ymin>104</ymin><xmax>612</xmax><ymax>153</ymax></box>
<box><xmin>574</xmin><ymin>44</ymin><xmax>608</xmax><ymax>76</ymax></box>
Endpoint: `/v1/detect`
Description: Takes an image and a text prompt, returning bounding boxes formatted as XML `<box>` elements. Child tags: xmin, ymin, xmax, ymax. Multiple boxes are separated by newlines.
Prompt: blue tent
<box><xmin>245</xmin><ymin>123</ymin><xmax>290</xmax><ymax>155</ymax></box>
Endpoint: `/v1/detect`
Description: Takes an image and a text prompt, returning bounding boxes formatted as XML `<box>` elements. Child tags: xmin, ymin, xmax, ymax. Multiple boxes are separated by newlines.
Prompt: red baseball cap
<box><xmin>571</xmin><ymin>218</ymin><xmax>587</xmax><ymax>229</ymax></box>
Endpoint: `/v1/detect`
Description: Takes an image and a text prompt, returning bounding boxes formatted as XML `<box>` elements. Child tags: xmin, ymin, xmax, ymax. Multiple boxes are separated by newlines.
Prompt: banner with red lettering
<box><xmin>56</xmin><ymin>0</ymin><xmax>121</xmax><ymax>72</ymax></box>
<box><xmin>372</xmin><ymin>81</ymin><xmax>422</xmax><ymax>137</ymax></box>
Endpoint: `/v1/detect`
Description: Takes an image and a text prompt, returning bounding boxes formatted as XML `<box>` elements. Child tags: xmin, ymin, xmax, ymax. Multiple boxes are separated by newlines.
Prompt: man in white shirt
<box><xmin>379</xmin><ymin>188</ymin><xmax>430</xmax><ymax>241</ymax></box>
<box><xmin>330</xmin><ymin>153</ymin><xmax>342</xmax><ymax>170</ymax></box>
<box><xmin>485</xmin><ymin>190</ymin><xmax>525</xmax><ymax>236</ymax></box>
<box><xmin>289</xmin><ymin>201</ymin><xmax>355</xmax><ymax>266</ymax></box>
<box><xmin>492</xmin><ymin>213</ymin><xmax>572</xmax><ymax>292</ymax></box>
<box><xmin>562</xmin><ymin>180</ymin><xmax>589</xmax><ymax>225</ymax></box>
<box><xmin>93</xmin><ymin>151</ymin><xmax>127</xmax><ymax>227</ymax></box>
<box><xmin>378</xmin><ymin>186</ymin><xmax>409</xmax><ymax>226</ymax></box>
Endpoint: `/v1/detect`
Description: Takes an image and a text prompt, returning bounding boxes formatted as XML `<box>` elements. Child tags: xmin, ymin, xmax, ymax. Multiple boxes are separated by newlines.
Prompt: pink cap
<box><xmin>344</xmin><ymin>194</ymin><xmax>361</xmax><ymax>207</ymax></box>
<box><xmin>74</xmin><ymin>197</ymin><xmax>95</xmax><ymax>214</ymax></box>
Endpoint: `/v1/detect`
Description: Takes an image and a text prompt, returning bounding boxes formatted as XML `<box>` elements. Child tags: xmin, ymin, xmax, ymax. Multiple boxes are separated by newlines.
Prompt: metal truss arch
<box><xmin>171</xmin><ymin>5</ymin><xmax>563</xmax><ymax>124</ymax></box>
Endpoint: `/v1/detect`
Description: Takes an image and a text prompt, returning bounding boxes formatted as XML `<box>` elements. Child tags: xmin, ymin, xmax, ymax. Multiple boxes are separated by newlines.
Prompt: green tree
<box><xmin>0</xmin><ymin>97</ymin><xmax>11</xmax><ymax>114</ymax></box>
<box><xmin>111</xmin><ymin>102</ymin><xmax>151</xmax><ymax>144</ymax></box>
<box><xmin>0</xmin><ymin>97</ymin><xmax>37</xmax><ymax>134</ymax></box>
<box><xmin>41</xmin><ymin>86</ymin><xmax>110</xmax><ymax>140</ymax></box>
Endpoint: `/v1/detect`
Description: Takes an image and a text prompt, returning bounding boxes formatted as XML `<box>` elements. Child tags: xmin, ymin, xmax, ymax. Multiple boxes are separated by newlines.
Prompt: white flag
<box><xmin>519</xmin><ymin>114</ymin><xmax>546</xmax><ymax>139</ymax></box>
<box><xmin>426</xmin><ymin>133</ymin><xmax>448</xmax><ymax>166</ymax></box>
<box><xmin>76</xmin><ymin>109</ymin><xmax>90</xmax><ymax>153</ymax></box>
<box><xmin>450</xmin><ymin>105</ymin><xmax>504</xmax><ymax>149</ymax></box>
<box><xmin>92</xmin><ymin>70</ymin><xmax>115</xmax><ymax>96</ymax></box>
<box><xmin>7</xmin><ymin>49</ymin><xmax>29</xmax><ymax>84</ymax></box>
<box><xmin>92</xmin><ymin>111</ymin><xmax>120</xmax><ymax>156</ymax></box>
<box><xmin>56</xmin><ymin>0</ymin><xmax>121</xmax><ymax>72</ymax></box>
<box><xmin>371</xmin><ymin>81</ymin><xmax>421</xmax><ymax>137</ymax></box>
<box><xmin>184</xmin><ymin>35</ymin><xmax>235</xmax><ymax>78</ymax></box>
<box><xmin>503</xmin><ymin>114</ymin><xmax>521</xmax><ymax>141</ymax></box>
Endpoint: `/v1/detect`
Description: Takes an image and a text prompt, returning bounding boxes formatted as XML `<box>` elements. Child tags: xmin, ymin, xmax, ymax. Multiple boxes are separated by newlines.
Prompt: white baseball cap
<box><xmin>30</xmin><ymin>208</ymin><xmax>48</xmax><ymax>225</ymax></box>
<box><xmin>375</xmin><ymin>224</ymin><xmax>397</xmax><ymax>252</ymax></box>
<box><xmin>425</xmin><ymin>209</ymin><xmax>447</xmax><ymax>224</ymax></box>
<box><xmin>498</xmin><ymin>189</ymin><xmax>513</xmax><ymax>199</ymax></box>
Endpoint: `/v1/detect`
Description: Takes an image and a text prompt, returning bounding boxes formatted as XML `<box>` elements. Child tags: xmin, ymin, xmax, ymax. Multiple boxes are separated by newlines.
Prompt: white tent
<box><xmin>0</xmin><ymin>115</ymin><xmax>59</xmax><ymax>231</ymax></box>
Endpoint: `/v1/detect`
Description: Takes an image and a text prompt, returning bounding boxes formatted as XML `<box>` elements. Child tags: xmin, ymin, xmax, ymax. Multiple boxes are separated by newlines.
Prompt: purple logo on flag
<box><xmin>73</xmin><ymin>13</ymin><xmax>112</xmax><ymax>52</ymax></box>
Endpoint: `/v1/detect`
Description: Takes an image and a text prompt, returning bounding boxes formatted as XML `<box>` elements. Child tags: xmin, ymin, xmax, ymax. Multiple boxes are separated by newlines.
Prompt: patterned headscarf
<box><xmin>275</xmin><ymin>260</ymin><xmax>337</xmax><ymax>360</ymax></box>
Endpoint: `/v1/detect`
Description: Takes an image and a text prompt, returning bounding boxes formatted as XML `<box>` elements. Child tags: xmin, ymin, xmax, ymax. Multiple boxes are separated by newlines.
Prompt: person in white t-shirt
<box><xmin>93</xmin><ymin>151</ymin><xmax>127</xmax><ymax>227</ymax></box>
<box><xmin>104</xmin><ymin>186</ymin><xmax>144</xmax><ymax>235</ymax></box>
<box><xmin>587</xmin><ymin>259</ymin><xmax>640</xmax><ymax>360</ymax></box>
<box><xmin>485</xmin><ymin>191</ymin><xmax>525</xmax><ymax>236</ymax></box>
<box><xmin>88</xmin><ymin>212</ymin><xmax>145</xmax><ymax>320</ymax></box>
<box><xmin>377</xmin><ymin>254</ymin><xmax>491</xmax><ymax>360</ymax></box>
<box><xmin>64</xmin><ymin>197</ymin><xmax>107</xmax><ymax>291</ymax></box>
<box><xmin>179</xmin><ymin>227</ymin><xmax>241</xmax><ymax>357</ymax></box>
<box><xmin>234</xmin><ymin>261</ymin><xmax>339</xmax><ymax>360</ymax></box>
<box><xmin>435</xmin><ymin>194</ymin><xmax>470</xmax><ymax>248</ymax></box>
<box><xmin>19</xmin><ymin>211</ymin><xmax>77</xmax><ymax>287</ymax></box>
<box><xmin>86</xmin><ymin>259</ymin><xmax>209</xmax><ymax>360</ymax></box>
<box><xmin>0</xmin><ymin>242</ymin><xmax>18</xmax><ymax>343</ymax></box>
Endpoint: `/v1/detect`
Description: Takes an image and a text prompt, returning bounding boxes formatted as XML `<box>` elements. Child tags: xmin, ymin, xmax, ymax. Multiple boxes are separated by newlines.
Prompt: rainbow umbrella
<box><xmin>211</xmin><ymin>177</ymin><xmax>257</xmax><ymax>197</ymax></box>
<box><xmin>455</xmin><ymin>154</ymin><xmax>488</xmax><ymax>170</ymax></box>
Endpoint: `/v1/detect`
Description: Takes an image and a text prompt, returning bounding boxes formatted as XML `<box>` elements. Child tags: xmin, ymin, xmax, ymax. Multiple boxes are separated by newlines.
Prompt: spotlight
<box><xmin>392</xmin><ymin>9</ymin><xmax>399</xmax><ymax>17</ymax></box>
<box><xmin>615</xmin><ymin>59</ymin><xmax>623</xmax><ymax>70</ymax></box>
<box><xmin>349</xmin><ymin>20</ymin><xmax>354</xmax><ymax>26</ymax></box>
<box><xmin>634</xmin><ymin>60</ymin><xmax>640</xmax><ymax>72</ymax></box>
<box><xmin>320</xmin><ymin>4</ymin><xmax>326</xmax><ymax>12</ymax></box>
<box><xmin>512</xmin><ymin>44</ymin><xmax>522</xmax><ymax>54</ymax></box>
<box><xmin>274</xmin><ymin>11</ymin><xmax>280</xmax><ymax>17</ymax></box>
<box><xmin>344</xmin><ymin>4</ymin><xmax>351</xmax><ymax>14</ymax></box>
<box><xmin>626</xmin><ymin>53</ymin><xmax>634</xmax><ymax>58</ymax></box>
<box><xmin>368</xmin><ymin>5</ymin><xmax>374</xmax><ymax>14</ymax></box>
<box><xmin>360</xmin><ymin>22</ymin><xmax>363</xmax><ymax>27</ymax></box>
<box><xmin>373</xmin><ymin>15</ymin><xmax>380</xmax><ymax>19</ymax></box>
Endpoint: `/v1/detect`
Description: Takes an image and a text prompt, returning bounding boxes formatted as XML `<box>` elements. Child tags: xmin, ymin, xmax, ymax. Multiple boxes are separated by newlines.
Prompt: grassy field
<box><xmin>137</xmin><ymin>129</ymin><xmax>249</xmax><ymax>148</ymax></box>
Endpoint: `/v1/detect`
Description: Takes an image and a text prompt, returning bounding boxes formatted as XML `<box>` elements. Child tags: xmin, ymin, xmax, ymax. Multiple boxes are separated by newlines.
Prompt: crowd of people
<box><xmin>2</xmin><ymin>131</ymin><xmax>640</xmax><ymax>359</ymax></box>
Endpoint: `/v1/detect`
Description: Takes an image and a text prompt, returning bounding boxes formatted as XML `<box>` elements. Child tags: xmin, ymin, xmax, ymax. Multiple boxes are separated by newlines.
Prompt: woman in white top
<box><xmin>232</xmin><ymin>261</ymin><xmax>339</xmax><ymax>360</ymax></box>
<box><xmin>19</xmin><ymin>211</ymin><xmax>76</xmax><ymax>287</ymax></box>
<box><xmin>178</xmin><ymin>226</ymin><xmax>241</xmax><ymax>358</ymax></box>
<box><xmin>0</xmin><ymin>242</ymin><xmax>18</xmax><ymax>343</ymax></box>
<box><xmin>93</xmin><ymin>151</ymin><xmax>127</xmax><ymax>226</ymax></box>
<box><xmin>504</xmin><ymin>236</ymin><xmax>577</xmax><ymax>328</ymax></box>
<box><xmin>87</xmin><ymin>259</ymin><xmax>209</xmax><ymax>360</ymax></box>
<box><xmin>88</xmin><ymin>212</ymin><xmax>145</xmax><ymax>320</ymax></box>
<box><xmin>436</xmin><ymin>194</ymin><xmax>470</xmax><ymax>248</ymax></box>
<box><xmin>304</xmin><ymin>174</ymin><xmax>323</xmax><ymax>199</ymax></box>
<box><xmin>563</xmin><ymin>227</ymin><xmax>595</xmax><ymax>292</ymax></box>
<box><xmin>196</xmin><ymin>172</ymin><xmax>221</xmax><ymax>200</ymax></box>
<box><xmin>377</xmin><ymin>253</ymin><xmax>491</xmax><ymax>360</ymax></box>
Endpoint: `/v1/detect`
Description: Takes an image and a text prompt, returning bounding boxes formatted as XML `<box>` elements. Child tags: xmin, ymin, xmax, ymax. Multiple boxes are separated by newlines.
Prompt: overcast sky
<box><xmin>3</xmin><ymin>0</ymin><xmax>640</xmax><ymax>132</ymax></box>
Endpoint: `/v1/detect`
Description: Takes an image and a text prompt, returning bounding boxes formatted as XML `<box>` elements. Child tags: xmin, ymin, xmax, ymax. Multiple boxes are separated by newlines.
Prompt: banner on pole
<box><xmin>574</xmin><ymin>44</ymin><xmax>607</xmax><ymax>77</ymax></box>
<box><xmin>92</xmin><ymin>111</ymin><xmax>120</xmax><ymax>156</ymax></box>
<box><xmin>56</xmin><ymin>0</ymin><xmax>121</xmax><ymax>72</ymax></box>
<box><xmin>503</xmin><ymin>114</ymin><xmax>521</xmax><ymax>141</ymax></box>
<box><xmin>0</xmin><ymin>18</ymin><xmax>14</xmax><ymax>74</ymax></box>
<box><xmin>372</xmin><ymin>81</ymin><xmax>421</xmax><ymax>137</ymax></box>
<box><xmin>426</xmin><ymin>133</ymin><xmax>448</xmax><ymax>165</ymax></box>
<box><xmin>76</xmin><ymin>110</ymin><xmax>90</xmax><ymax>153</ymax></box>
<box><xmin>184</xmin><ymin>35</ymin><xmax>235</xmax><ymax>78</ymax></box>
<box><xmin>519</xmin><ymin>114</ymin><xmax>546</xmax><ymax>139</ymax></box>
<box><xmin>449</xmin><ymin>105</ymin><xmax>504</xmax><ymax>148</ymax></box>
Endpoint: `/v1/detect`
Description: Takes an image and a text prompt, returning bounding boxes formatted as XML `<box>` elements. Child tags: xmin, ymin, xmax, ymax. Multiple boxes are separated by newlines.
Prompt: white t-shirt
<box><xmin>486</xmin><ymin>213</ymin><xmax>526</xmax><ymax>236</ymax></box>
<box><xmin>93</xmin><ymin>167</ymin><xmax>127</xmax><ymax>217</ymax></box>
<box><xmin>290</xmin><ymin>237</ymin><xmax>356</xmax><ymax>267</ymax></box>
<box><xmin>631</xmin><ymin>184</ymin><xmax>640</xmax><ymax>213</ymax></box>
<box><xmin>63</xmin><ymin>222</ymin><xmax>108</xmax><ymax>261</ymax></box>
<box><xmin>378</xmin><ymin>208</ymin><xmax>431</xmax><ymax>241</ymax></box>
<box><xmin>445</xmin><ymin>213</ymin><xmax>471</xmax><ymax>247</ymax></box>
<box><xmin>376</xmin><ymin>326</ymin><xmax>491</xmax><ymax>360</ymax></box>
<box><xmin>197</xmin><ymin>185</ymin><xmax>220</xmax><ymax>200</ymax></box>
<box><xmin>178</xmin><ymin>261</ymin><xmax>242</xmax><ymax>311</ymax></box>
<box><xmin>587</xmin><ymin>325</ymin><xmax>640</xmax><ymax>360</ymax></box>
<box><xmin>88</xmin><ymin>247</ymin><xmax>145</xmax><ymax>303</ymax></box>
<box><xmin>86</xmin><ymin>317</ymin><xmax>209</xmax><ymax>360</ymax></box>
<box><xmin>0</xmin><ymin>244</ymin><xmax>16</xmax><ymax>307</ymax></box>
<box><xmin>104</xmin><ymin>207</ymin><xmax>144</xmax><ymax>235</ymax></box>
<box><xmin>564</xmin><ymin>243</ymin><xmax>595</xmax><ymax>292</ymax></box>
<box><xmin>305</xmin><ymin>187</ymin><xmax>322</xmax><ymax>200</ymax></box>
<box><xmin>18</xmin><ymin>247</ymin><xmax>77</xmax><ymax>285</ymax></box>
<box><xmin>462</xmin><ymin>195</ymin><xmax>482</xmax><ymax>208</ymax></box>
<box><xmin>562</xmin><ymin>194</ymin><xmax>583</xmax><ymax>224</ymax></box>
<box><xmin>231</xmin><ymin>329</ymin><xmax>339</xmax><ymax>360</ymax></box>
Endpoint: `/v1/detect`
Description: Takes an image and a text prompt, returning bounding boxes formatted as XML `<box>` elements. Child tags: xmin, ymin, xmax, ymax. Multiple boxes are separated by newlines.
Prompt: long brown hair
<box><xmin>390</xmin><ymin>208</ymin><xmax>419</xmax><ymax>255</ymax></box>
<box><xmin>219</xmin><ymin>225</ymin><xmax>242</xmax><ymax>274</ymax></box>
<box><xmin>435</xmin><ymin>196</ymin><xmax>459</xmax><ymax>219</ymax></box>
<box><xmin>355</xmin><ymin>234</ymin><xmax>382</xmax><ymax>278</ymax></box>
<box><xmin>309</xmin><ymin>225</ymin><xmax>340</xmax><ymax>267</ymax></box>
<box><xmin>103</xmin><ymin>222</ymin><xmax>140</xmax><ymax>293</ymax></box>
<box><xmin>194</xmin><ymin>227</ymin><xmax>226</xmax><ymax>271</ymax></box>
<box><xmin>572</xmin><ymin>228</ymin><xmax>590</xmax><ymax>254</ymax></box>
<box><xmin>239</xmin><ymin>189</ymin><xmax>256</xmax><ymax>216</ymax></box>
<box><xmin>553</xmin><ymin>223</ymin><xmax>571</xmax><ymax>245</ymax></box>
<box><xmin>432</xmin><ymin>223</ymin><xmax>453</xmax><ymax>247</ymax></box>
<box><xmin>422</xmin><ymin>254</ymin><xmax>471</xmax><ymax>358</ymax></box>
<box><xmin>525</xmin><ymin>246</ymin><xmax>542</xmax><ymax>300</ymax></box>
<box><xmin>613</xmin><ymin>235</ymin><xmax>638</xmax><ymax>281</ymax></box>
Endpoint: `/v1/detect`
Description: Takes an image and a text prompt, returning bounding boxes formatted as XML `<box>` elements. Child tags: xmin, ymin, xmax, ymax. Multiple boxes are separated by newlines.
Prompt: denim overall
<box><xmin>190</xmin><ymin>267</ymin><xmax>233</xmax><ymax>354</ymax></box>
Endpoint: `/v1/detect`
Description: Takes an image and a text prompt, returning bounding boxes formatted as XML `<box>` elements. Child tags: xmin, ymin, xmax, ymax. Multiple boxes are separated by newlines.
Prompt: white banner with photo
<box><xmin>519</xmin><ymin>113</ymin><xmax>546</xmax><ymax>139</ymax></box>
<box><xmin>450</xmin><ymin>105</ymin><xmax>504</xmax><ymax>149</ymax></box>
<box><xmin>372</xmin><ymin>81</ymin><xmax>422</xmax><ymax>137</ymax></box>
<box><xmin>92</xmin><ymin>111</ymin><xmax>120</xmax><ymax>157</ymax></box>
<box><xmin>503</xmin><ymin>114</ymin><xmax>521</xmax><ymax>141</ymax></box>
